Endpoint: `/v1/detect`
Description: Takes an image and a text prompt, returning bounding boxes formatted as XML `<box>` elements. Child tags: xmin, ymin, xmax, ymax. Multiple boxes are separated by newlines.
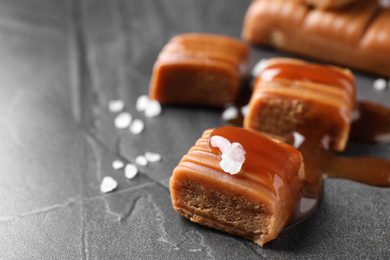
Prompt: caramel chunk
<box><xmin>241</xmin><ymin>0</ymin><xmax>390</xmax><ymax>77</ymax></box>
<box><xmin>149</xmin><ymin>33</ymin><xmax>249</xmax><ymax>107</ymax></box>
<box><xmin>244</xmin><ymin>58</ymin><xmax>355</xmax><ymax>151</ymax></box>
<box><xmin>170</xmin><ymin>126</ymin><xmax>304</xmax><ymax>246</ymax></box>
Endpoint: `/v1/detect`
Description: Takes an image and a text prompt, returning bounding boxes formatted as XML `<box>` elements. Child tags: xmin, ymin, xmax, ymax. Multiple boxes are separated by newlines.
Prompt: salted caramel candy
<box><xmin>149</xmin><ymin>33</ymin><xmax>249</xmax><ymax>107</ymax></box>
<box><xmin>242</xmin><ymin>0</ymin><xmax>390</xmax><ymax>77</ymax></box>
<box><xmin>170</xmin><ymin>126</ymin><xmax>305</xmax><ymax>246</ymax></box>
<box><xmin>244</xmin><ymin>58</ymin><xmax>355</xmax><ymax>151</ymax></box>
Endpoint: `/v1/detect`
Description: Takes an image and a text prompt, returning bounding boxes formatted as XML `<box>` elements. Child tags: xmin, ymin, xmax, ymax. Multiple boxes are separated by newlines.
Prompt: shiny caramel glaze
<box><xmin>149</xmin><ymin>33</ymin><xmax>249</xmax><ymax>107</ymax></box>
<box><xmin>244</xmin><ymin>58</ymin><xmax>355</xmax><ymax>151</ymax></box>
<box><xmin>170</xmin><ymin>126</ymin><xmax>304</xmax><ymax>246</ymax></box>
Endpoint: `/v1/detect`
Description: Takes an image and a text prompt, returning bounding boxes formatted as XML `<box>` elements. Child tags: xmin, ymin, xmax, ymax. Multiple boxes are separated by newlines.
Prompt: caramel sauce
<box><xmin>259</xmin><ymin>62</ymin><xmax>355</xmax><ymax>99</ymax></box>
<box><xmin>223</xmin><ymin>101</ymin><xmax>390</xmax><ymax>225</ymax></box>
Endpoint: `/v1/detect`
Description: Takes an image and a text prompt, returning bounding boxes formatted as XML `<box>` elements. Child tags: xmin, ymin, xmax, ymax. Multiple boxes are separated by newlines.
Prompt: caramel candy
<box><xmin>242</xmin><ymin>0</ymin><xmax>390</xmax><ymax>77</ymax></box>
<box><xmin>149</xmin><ymin>33</ymin><xmax>249</xmax><ymax>107</ymax></box>
<box><xmin>170</xmin><ymin>126</ymin><xmax>304</xmax><ymax>246</ymax></box>
<box><xmin>244</xmin><ymin>58</ymin><xmax>355</xmax><ymax>151</ymax></box>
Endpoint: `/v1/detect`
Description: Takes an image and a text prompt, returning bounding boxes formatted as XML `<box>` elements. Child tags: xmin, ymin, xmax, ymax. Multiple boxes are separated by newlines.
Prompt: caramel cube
<box><xmin>149</xmin><ymin>33</ymin><xmax>249</xmax><ymax>107</ymax></box>
<box><xmin>170</xmin><ymin>126</ymin><xmax>304</xmax><ymax>246</ymax></box>
<box><xmin>244</xmin><ymin>58</ymin><xmax>355</xmax><ymax>151</ymax></box>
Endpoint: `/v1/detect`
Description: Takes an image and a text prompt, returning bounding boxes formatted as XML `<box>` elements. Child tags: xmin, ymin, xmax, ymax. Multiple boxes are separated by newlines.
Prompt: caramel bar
<box><xmin>149</xmin><ymin>33</ymin><xmax>249</xmax><ymax>107</ymax></box>
<box><xmin>242</xmin><ymin>0</ymin><xmax>390</xmax><ymax>77</ymax></box>
<box><xmin>170</xmin><ymin>126</ymin><xmax>305</xmax><ymax>246</ymax></box>
<box><xmin>244</xmin><ymin>58</ymin><xmax>355</xmax><ymax>151</ymax></box>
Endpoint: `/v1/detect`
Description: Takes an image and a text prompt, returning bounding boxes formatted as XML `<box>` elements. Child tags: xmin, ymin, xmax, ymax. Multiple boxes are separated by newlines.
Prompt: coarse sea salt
<box><xmin>373</xmin><ymin>78</ymin><xmax>387</xmax><ymax>91</ymax></box>
<box><xmin>136</xmin><ymin>95</ymin><xmax>150</xmax><ymax>112</ymax></box>
<box><xmin>221</xmin><ymin>106</ymin><xmax>238</xmax><ymax>121</ymax></box>
<box><xmin>292</xmin><ymin>132</ymin><xmax>305</xmax><ymax>148</ymax></box>
<box><xmin>124</xmin><ymin>163</ymin><xmax>138</xmax><ymax>179</ymax></box>
<box><xmin>210</xmin><ymin>135</ymin><xmax>246</xmax><ymax>175</ymax></box>
<box><xmin>112</xmin><ymin>159</ymin><xmax>124</xmax><ymax>170</ymax></box>
<box><xmin>251</xmin><ymin>58</ymin><xmax>268</xmax><ymax>77</ymax></box>
<box><xmin>135</xmin><ymin>155</ymin><xmax>148</xmax><ymax>166</ymax></box>
<box><xmin>241</xmin><ymin>104</ymin><xmax>249</xmax><ymax>116</ymax></box>
<box><xmin>379</xmin><ymin>0</ymin><xmax>390</xmax><ymax>8</ymax></box>
<box><xmin>145</xmin><ymin>152</ymin><xmax>161</xmax><ymax>162</ymax></box>
<box><xmin>114</xmin><ymin>112</ymin><xmax>132</xmax><ymax>129</ymax></box>
<box><xmin>108</xmin><ymin>99</ymin><xmax>125</xmax><ymax>113</ymax></box>
<box><xmin>145</xmin><ymin>100</ymin><xmax>162</xmax><ymax>118</ymax></box>
<box><xmin>129</xmin><ymin>119</ymin><xmax>144</xmax><ymax>134</ymax></box>
<box><xmin>100</xmin><ymin>176</ymin><xmax>118</xmax><ymax>193</ymax></box>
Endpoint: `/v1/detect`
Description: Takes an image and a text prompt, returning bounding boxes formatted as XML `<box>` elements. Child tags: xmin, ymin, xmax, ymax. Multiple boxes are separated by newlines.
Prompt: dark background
<box><xmin>0</xmin><ymin>0</ymin><xmax>389</xmax><ymax>259</ymax></box>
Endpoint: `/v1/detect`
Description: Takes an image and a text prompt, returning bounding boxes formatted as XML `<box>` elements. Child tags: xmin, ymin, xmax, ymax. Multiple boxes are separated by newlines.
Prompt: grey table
<box><xmin>0</xmin><ymin>0</ymin><xmax>389</xmax><ymax>259</ymax></box>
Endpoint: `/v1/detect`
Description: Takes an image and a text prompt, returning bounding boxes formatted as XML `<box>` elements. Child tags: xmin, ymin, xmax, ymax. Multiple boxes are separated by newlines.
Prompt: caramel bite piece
<box><xmin>170</xmin><ymin>126</ymin><xmax>304</xmax><ymax>246</ymax></box>
<box><xmin>244</xmin><ymin>58</ymin><xmax>355</xmax><ymax>151</ymax></box>
<box><xmin>149</xmin><ymin>33</ymin><xmax>249</xmax><ymax>107</ymax></box>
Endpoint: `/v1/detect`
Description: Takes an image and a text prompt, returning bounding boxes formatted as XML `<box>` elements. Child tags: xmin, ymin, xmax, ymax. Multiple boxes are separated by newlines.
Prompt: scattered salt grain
<box><xmin>145</xmin><ymin>152</ymin><xmax>161</xmax><ymax>162</ymax></box>
<box><xmin>129</xmin><ymin>119</ymin><xmax>144</xmax><ymax>134</ymax></box>
<box><xmin>112</xmin><ymin>159</ymin><xmax>124</xmax><ymax>170</ymax></box>
<box><xmin>135</xmin><ymin>155</ymin><xmax>148</xmax><ymax>166</ymax></box>
<box><xmin>145</xmin><ymin>100</ymin><xmax>162</xmax><ymax>118</ymax></box>
<box><xmin>292</xmin><ymin>132</ymin><xmax>305</xmax><ymax>148</ymax></box>
<box><xmin>100</xmin><ymin>176</ymin><xmax>118</xmax><ymax>193</ymax></box>
<box><xmin>222</xmin><ymin>106</ymin><xmax>238</xmax><ymax>121</ymax></box>
<box><xmin>210</xmin><ymin>135</ymin><xmax>246</xmax><ymax>175</ymax></box>
<box><xmin>379</xmin><ymin>0</ymin><xmax>390</xmax><ymax>8</ymax></box>
<box><xmin>124</xmin><ymin>163</ymin><xmax>138</xmax><ymax>179</ymax></box>
<box><xmin>114</xmin><ymin>112</ymin><xmax>132</xmax><ymax>129</ymax></box>
<box><xmin>108</xmin><ymin>100</ymin><xmax>125</xmax><ymax>113</ymax></box>
<box><xmin>373</xmin><ymin>78</ymin><xmax>387</xmax><ymax>91</ymax></box>
<box><xmin>136</xmin><ymin>95</ymin><xmax>150</xmax><ymax>112</ymax></box>
<box><xmin>241</xmin><ymin>104</ymin><xmax>249</xmax><ymax>116</ymax></box>
<box><xmin>251</xmin><ymin>58</ymin><xmax>268</xmax><ymax>77</ymax></box>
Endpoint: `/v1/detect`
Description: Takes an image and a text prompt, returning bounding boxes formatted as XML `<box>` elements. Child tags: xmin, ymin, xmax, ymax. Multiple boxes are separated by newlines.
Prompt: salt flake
<box><xmin>145</xmin><ymin>100</ymin><xmax>162</xmax><ymax>118</ymax></box>
<box><xmin>135</xmin><ymin>155</ymin><xmax>148</xmax><ymax>166</ymax></box>
<box><xmin>251</xmin><ymin>58</ymin><xmax>268</xmax><ymax>77</ymax></box>
<box><xmin>129</xmin><ymin>119</ymin><xmax>144</xmax><ymax>134</ymax></box>
<box><xmin>112</xmin><ymin>159</ymin><xmax>124</xmax><ymax>170</ymax></box>
<box><xmin>108</xmin><ymin>100</ymin><xmax>125</xmax><ymax>113</ymax></box>
<box><xmin>292</xmin><ymin>132</ymin><xmax>305</xmax><ymax>148</ymax></box>
<box><xmin>136</xmin><ymin>95</ymin><xmax>150</xmax><ymax>112</ymax></box>
<box><xmin>241</xmin><ymin>104</ymin><xmax>249</xmax><ymax>116</ymax></box>
<box><xmin>145</xmin><ymin>152</ymin><xmax>161</xmax><ymax>162</ymax></box>
<box><xmin>222</xmin><ymin>106</ymin><xmax>238</xmax><ymax>121</ymax></box>
<box><xmin>124</xmin><ymin>163</ymin><xmax>138</xmax><ymax>179</ymax></box>
<box><xmin>373</xmin><ymin>78</ymin><xmax>387</xmax><ymax>91</ymax></box>
<box><xmin>100</xmin><ymin>176</ymin><xmax>118</xmax><ymax>193</ymax></box>
<box><xmin>210</xmin><ymin>135</ymin><xmax>246</xmax><ymax>175</ymax></box>
<box><xmin>114</xmin><ymin>112</ymin><xmax>132</xmax><ymax>129</ymax></box>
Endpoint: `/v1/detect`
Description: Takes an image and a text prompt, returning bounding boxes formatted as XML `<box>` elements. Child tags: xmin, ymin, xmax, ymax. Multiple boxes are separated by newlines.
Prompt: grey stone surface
<box><xmin>0</xmin><ymin>0</ymin><xmax>389</xmax><ymax>259</ymax></box>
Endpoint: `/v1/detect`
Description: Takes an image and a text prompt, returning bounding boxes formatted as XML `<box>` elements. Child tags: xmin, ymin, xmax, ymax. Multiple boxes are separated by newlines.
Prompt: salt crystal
<box><xmin>112</xmin><ymin>159</ymin><xmax>124</xmax><ymax>170</ymax></box>
<box><xmin>145</xmin><ymin>152</ymin><xmax>161</xmax><ymax>162</ymax></box>
<box><xmin>251</xmin><ymin>58</ymin><xmax>268</xmax><ymax>77</ymax></box>
<box><xmin>241</xmin><ymin>104</ymin><xmax>249</xmax><ymax>116</ymax></box>
<box><xmin>108</xmin><ymin>100</ymin><xmax>125</xmax><ymax>113</ymax></box>
<box><xmin>221</xmin><ymin>106</ymin><xmax>238</xmax><ymax>121</ymax></box>
<box><xmin>135</xmin><ymin>155</ymin><xmax>148</xmax><ymax>166</ymax></box>
<box><xmin>114</xmin><ymin>112</ymin><xmax>132</xmax><ymax>129</ymax></box>
<box><xmin>379</xmin><ymin>0</ymin><xmax>390</xmax><ymax>8</ymax></box>
<box><xmin>292</xmin><ymin>132</ymin><xmax>305</xmax><ymax>148</ymax></box>
<box><xmin>210</xmin><ymin>135</ymin><xmax>246</xmax><ymax>175</ymax></box>
<box><xmin>145</xmin><ymin>100</ymin><xmax>162</xmax><ymax>118</ymax></box>
<box><xmin>129</xmin><ymin>119</ymin><xmax>144</xmax><ymax>134</ymax></box>
<box><xmin>100</xmin><ymin>176</ymin><xmax>118</xmax><ymax>193</ymax></box>
<box><xmin>210</xmin><ymin>135</ymin><xmax>232</xmax><ymax>153</ymax></box>
<box><xmin>136</xmin><ymin>95</ymin><xmax>150</xmax><ymax>112</ymax></box>
<box><xmin>124</xmin><ymin>163</ymin><xmax>138</xmax><ymax>179</ymax></box>
<box><xmin>220</xmin><ymin>142</ymin><xmax>246</xmax><ymax>175</ymax></box>
<box><xmin>373</xmin><ymin>78</ymin><xmax>387</xmax><ymax>91</ymax></box>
